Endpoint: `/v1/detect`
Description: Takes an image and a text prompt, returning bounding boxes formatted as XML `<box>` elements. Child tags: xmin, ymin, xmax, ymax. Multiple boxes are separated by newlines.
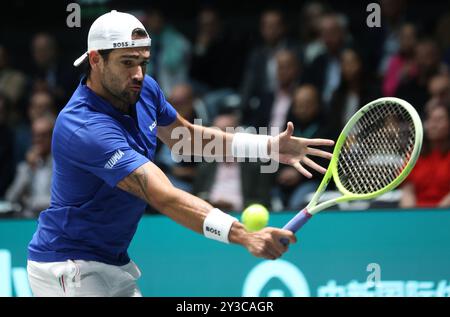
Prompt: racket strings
<box><xmin>337</xmin><ymin>101</ymin><xmax>416</xmax><ymax>194</ymax></box>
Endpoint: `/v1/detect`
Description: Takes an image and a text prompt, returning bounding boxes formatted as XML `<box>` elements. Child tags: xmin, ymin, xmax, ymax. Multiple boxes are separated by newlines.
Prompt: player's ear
<box><xmin>89</xmin><ymin>51</ymin><xmax>101</xmax><ymax>70</ymax></box>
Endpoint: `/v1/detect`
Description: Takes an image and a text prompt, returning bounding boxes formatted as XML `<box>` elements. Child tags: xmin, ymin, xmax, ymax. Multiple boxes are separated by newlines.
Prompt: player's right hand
<box><xmin>243</xmin><ymin>227</ymin><xmax>297</xmax><ymax>260</ymax></box>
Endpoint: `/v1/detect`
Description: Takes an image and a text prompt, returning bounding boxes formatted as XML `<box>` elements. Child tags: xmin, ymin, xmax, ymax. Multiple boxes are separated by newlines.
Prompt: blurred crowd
<box><xmin>0</xmin><ymin>0</ymin><xmax>449</xmax><ymax>218</ymax></box>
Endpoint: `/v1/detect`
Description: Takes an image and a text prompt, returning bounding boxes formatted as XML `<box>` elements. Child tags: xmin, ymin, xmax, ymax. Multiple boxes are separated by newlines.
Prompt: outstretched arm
<box><xmin>158</xmin><ymin>114</ymin><xmax>334</xmax><ymax>178</ymax></box>
<box><xmin>117</xmin><ymin>161</ymin><xmax>296</xmax><ymax>259</ymax></box>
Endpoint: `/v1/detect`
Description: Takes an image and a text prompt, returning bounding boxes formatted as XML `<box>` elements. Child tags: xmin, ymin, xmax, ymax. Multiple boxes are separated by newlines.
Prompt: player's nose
<box><xmin>132</xmin><ymin>65</ymin><xmax>144</xmax><ymax>81</ymax></box>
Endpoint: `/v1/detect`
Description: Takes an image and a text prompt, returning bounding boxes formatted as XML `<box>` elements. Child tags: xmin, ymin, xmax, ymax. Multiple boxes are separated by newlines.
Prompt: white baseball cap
<box><xmin>73</xmin><ymin>10</ymin><xmax>151</xmax><ymax>67</ymax></box>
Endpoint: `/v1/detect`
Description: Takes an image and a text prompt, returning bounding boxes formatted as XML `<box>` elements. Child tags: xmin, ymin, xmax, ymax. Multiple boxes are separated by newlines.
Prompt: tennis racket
<box><xmin>281</xmin><ymin>97</ymin><xmax>423</xmax><ymax>244</ymax></box>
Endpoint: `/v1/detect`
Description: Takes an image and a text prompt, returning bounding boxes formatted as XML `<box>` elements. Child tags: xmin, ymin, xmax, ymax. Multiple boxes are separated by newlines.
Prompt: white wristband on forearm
<box><xmin>231</xmin><ymin>133</ymin><xmax>271</xmax><ymax>159</ymax></box>
<box><xmin>203</xmin><ymin>208</ymin><xmax>238</xmax><ymax>244</ymax></box>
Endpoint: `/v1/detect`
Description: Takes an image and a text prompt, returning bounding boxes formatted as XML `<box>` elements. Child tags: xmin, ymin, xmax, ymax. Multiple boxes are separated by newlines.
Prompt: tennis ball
<box><xmin>241</xmin><ymin>204</ymin><xmax>269</xmax><ymax>232</ymax></box>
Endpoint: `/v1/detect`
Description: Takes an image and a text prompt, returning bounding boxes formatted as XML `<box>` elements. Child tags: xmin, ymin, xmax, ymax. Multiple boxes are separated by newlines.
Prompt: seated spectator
<box><xmin>275</xmin><ymin>85</ymin><xmax>327</xmax><ymax>209</ymax></box>
<box><xmin>27</xmin><ymin>90</ymin><xmax>57</xmax><ymax>122</ymax></box>
<box><xmin>242</xmin><ymin>48</ymin><xmax>301</xmax><ymax>131</ymax></box>
<box><xmin>193</xmin><ymin>111</ymin><xmax>244</xmax><ymax>211</ymax></box>
<box><xmin>5</xmin><ymin>115</ymin><xmax>55</xmax><ymax>218</ymax></box>
<box><xmin>30</xmin><ymin>33</ymin><xmax>79</xmax><ymax>108</ymax></box>
<box><xmin>268</xmin><ymin>49</ymin><xmax>301</xmax><ymax>136</ymax></box>
<box><xmin>400</xmin><ymin>103</ymin><xmax>450</xmax><ymax>208</ymax></box>
<box><xmin>240</xmin><ymin>8</ymin><xmax>297</xmax><ymax>110</ymax></box>
<box><xmin>396</xmin><ymin>39</ymin><xmax>448</xmax><ymax>116</ymax></box>
<box><xmin>298</xmin><ymin>1</ymin><xmax>328</xmax><ymax>65</ymax></box>
<box><xmin>0</xmin><ymin>93</ymin><xmax>15</xmax><ymax>197</ymax></box>
<box><xmin>428</xmin><ymin>73</ymin><xmax>450</xmax><ymax>106</ymax></box>
<box><xmin>327</xmin><ymin>48</ymin><xmax>381</xmax><ymax>140</ymax></box>
<box><xmin>383</xmin><ymin>23</ymin><xmax>418</xmax><ymax>97</ymax></box>
<box><xmin>0</xmin><ymin>45</ymin><xmax>27</xmax><ymax>120</ymax></box>
<box><xmin>155</xmin><ymin>83</ymin><xmax>199</xmax><ymax>193</ymax></box>
<box><xmin>435</xmin><ymin>11</ymin><xmax>450</xmax><ymax>68</ymax></box>
<box><xmin>189</xmin><ymin>7</ymin><xmax>246</xmax><ymax>90</ymax></box>
<box><xmin>376</xmin><ymin>0</ymin><xmax>408</xmax><ymax>76</ymax></box>
<box><xmin>240</xmin><ymin>49</ymin><xmax>301</xmax><ymax>209</ymax></box>
<box><xmin>143</xmin><ymin>7</ymin><xmax>191</xmax><ymax>94</ymax></box>
<box><xmin>303</xmin><ymin>12</ymin><xmax>351</xmax><ymax>107</ymax></box>
<box><xmin>14</xmin><ymin>90</ymin><xmax>56</xmax><ymax>164</ymax></box>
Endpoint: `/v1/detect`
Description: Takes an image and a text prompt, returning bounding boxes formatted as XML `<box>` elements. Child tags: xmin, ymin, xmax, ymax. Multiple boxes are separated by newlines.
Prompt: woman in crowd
<box><xmin>401</xmin><ymin>103</ymin><xmax>450</xmax><ymax>208</ymax></box>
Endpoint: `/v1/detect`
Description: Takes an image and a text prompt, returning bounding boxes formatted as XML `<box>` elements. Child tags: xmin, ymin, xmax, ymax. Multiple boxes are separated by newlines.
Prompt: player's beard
<box><xmin>101</xmin><ymin>68</ymin><xmax>141</xmax><ymax>111</ymax></box>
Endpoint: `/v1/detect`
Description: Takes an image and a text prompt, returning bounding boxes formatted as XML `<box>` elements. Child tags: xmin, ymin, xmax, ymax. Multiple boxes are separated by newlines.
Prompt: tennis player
<box><xmin>26</xmin><ymin>10</ymin><xmax>334</xmax><ymax>296</ymax></box>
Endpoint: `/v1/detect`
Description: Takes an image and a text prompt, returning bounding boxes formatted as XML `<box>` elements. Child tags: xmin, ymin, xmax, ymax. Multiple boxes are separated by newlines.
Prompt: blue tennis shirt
<box><xmin>28</xmin><ymin>75</ymin><xmax>177</xmax><ymax>266</ymax></box>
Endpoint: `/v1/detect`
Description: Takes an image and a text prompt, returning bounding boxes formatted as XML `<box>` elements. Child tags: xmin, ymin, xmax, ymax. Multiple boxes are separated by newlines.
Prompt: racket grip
<box><xmin>280</xmin><ymin>209</ymin><xmax>312</xmax><ymax>246</ymax></box>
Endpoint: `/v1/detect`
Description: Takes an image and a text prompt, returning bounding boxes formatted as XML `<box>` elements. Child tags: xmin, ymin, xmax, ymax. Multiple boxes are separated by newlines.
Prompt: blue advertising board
<box><xmin>0</xmin><ymin>209</ymin><xmax>449</xmax><ymax>297</ymax></box>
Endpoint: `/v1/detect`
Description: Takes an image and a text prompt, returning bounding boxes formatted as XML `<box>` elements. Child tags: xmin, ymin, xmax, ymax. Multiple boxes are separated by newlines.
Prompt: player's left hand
<box><xmin>270</xmin><ymin>122</ymin><xmax>334</xmax><ymax>178</ymax></box>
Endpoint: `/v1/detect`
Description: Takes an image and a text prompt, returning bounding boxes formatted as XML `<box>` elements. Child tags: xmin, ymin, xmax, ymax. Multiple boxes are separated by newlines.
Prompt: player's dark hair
<box><xmin>83</xmin><ymin>49</ymin><xmax>112</xmax><ymax>79</ymax></box>
<box><xmin>131</xmin><ymin>28</ymin><xmax>148</xmax><ymax>39</ymax></box>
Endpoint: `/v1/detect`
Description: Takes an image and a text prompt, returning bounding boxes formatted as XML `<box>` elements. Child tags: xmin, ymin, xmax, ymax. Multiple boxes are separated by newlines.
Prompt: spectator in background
<box><xmin>240</xmin><ymin>9</ymin><xmax>297</xmax><ymax>111</ymax></box>
<box><xmin>383</xmin><ymin>23</ymin><xmax>418</xmax><ymax>97</ymax></box>
<box><xmin>241</xmin><ymin>49</ymin><xmax>301</xmax><ymax>210</ymax></box>
<box><xmin>276</xmin><ymin>85</ymin><xmax>327</xmax><ymax>209</ymax></box>
<box><xmin>14</xmin><ymin>90</ymin><xmax>56</xmax><ymax>164</ymax></box>
<box><xmin>397</xmin><ymin>39</ymin><xmax>448</xmax><ymax>115</ymax></box>
<box><xmin>193</xmin><ymin>111</ymin><xmax>244</xmax><ymax>211</ymax></box>
<box><xmin>143</xmin><ymin>8</ymin><xmax>191</xmax><ymax>95</ymax></box>
<box><xmin>303</xmin><ymin>13</ymin><xmax>350</xmax><ymax>107</ymax></box>
<box><xmin>155</xmin><ymin>83</ymin><xmax>199</xmax><ymax>193</ymax></box>
<box><xmin>27</xmin><ymin>90</ymin><xmax>57</xmax><ymax>122</ymax></box>
<box><xmin>400</xmin><ymin>103</ymin><xmax>450</xmax><ymax>208</ymax></box>
<box><xmin>377</xmin><ymin>0</ymin><xmax>407</xmax><ymax>76</ymax></box>
<box><xmin>0</xmin><ymin>94</ymin><xmax>15</xmax><ymax>197</ymax></box>
<box><xmin>327</xmin><ymin>48</ymin><xmax>381</xmax><ymax>140</ymax></box>
<box><xmin>0</xmin><ymin>45</ymin><xmax>27</xmax><ymax>120</ymax></box>
<box><xmin>268</xmin><ymin>50</ymin><xmax>301</xmax><ymax>135</ymax></box>
<box><xmin>298</xmin><ymin>1</ymin><xmax>328</xmax><ymax>65</ymax></box>
<box><xmin>190</xmin><ymin>7</ymin><xmax>246</xmax><ymax>90</ymax></box>
<box><xmin>242</xmin><ymin>49</ymin><xmax>301</xmax><ymax>131</ymax></box>
<box><xmin>5</xmin><ymin>115</ymin><xmax>55</xmax><ymax>218</ymax></box>
<box><xmin>428</xmin><ymin>73</ymin><xmax>450</xmax><ymax>106</ymax></box>
<box><xmin>30</xmin><ymin>33</ymin><xmax>78</xmax><ymax>108</ymax></box>
<box><xmin>434</xmin><ymin>11</ymin><xmax>450</xmax><ymax>68</ymax></box>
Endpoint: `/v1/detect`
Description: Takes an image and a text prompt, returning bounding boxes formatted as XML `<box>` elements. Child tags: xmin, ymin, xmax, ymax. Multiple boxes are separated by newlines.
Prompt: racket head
<box><xmin>329</xmin><ymin>97</ymin><xmax>423</xmax><ymax>200</ymax></box>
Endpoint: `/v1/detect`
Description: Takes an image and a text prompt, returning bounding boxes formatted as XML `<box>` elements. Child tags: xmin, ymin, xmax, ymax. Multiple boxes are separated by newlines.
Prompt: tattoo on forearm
<box><xmin>118</xmin><ymin>168</ymin><xmax>152</xmax><ymax>203</ymax></box>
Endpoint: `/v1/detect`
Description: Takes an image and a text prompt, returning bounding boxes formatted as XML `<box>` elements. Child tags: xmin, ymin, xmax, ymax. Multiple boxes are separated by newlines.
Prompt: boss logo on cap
<box><xmin>113</xmin><ymin>42</ymin><xmax>131</xmax><ymax>48</ymax></box>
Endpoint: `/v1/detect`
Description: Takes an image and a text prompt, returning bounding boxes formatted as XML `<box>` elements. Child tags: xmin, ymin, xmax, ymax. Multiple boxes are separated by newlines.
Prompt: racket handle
<box><xmin>280</xmin><ymin>209</ymin><xmax>312</xmax><ymax>246</ymax></box>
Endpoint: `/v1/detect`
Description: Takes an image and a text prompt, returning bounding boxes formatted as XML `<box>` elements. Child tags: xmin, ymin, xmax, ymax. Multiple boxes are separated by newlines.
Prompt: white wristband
<box><xmin>231</xmin><ymin>133</ymin><xmax>271</xmax><ymax>159</ymax></box>
<box><xmin>203</xmin><ymin>208</ymin><xmax>238</xmax><ymax>244</ymax></box>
